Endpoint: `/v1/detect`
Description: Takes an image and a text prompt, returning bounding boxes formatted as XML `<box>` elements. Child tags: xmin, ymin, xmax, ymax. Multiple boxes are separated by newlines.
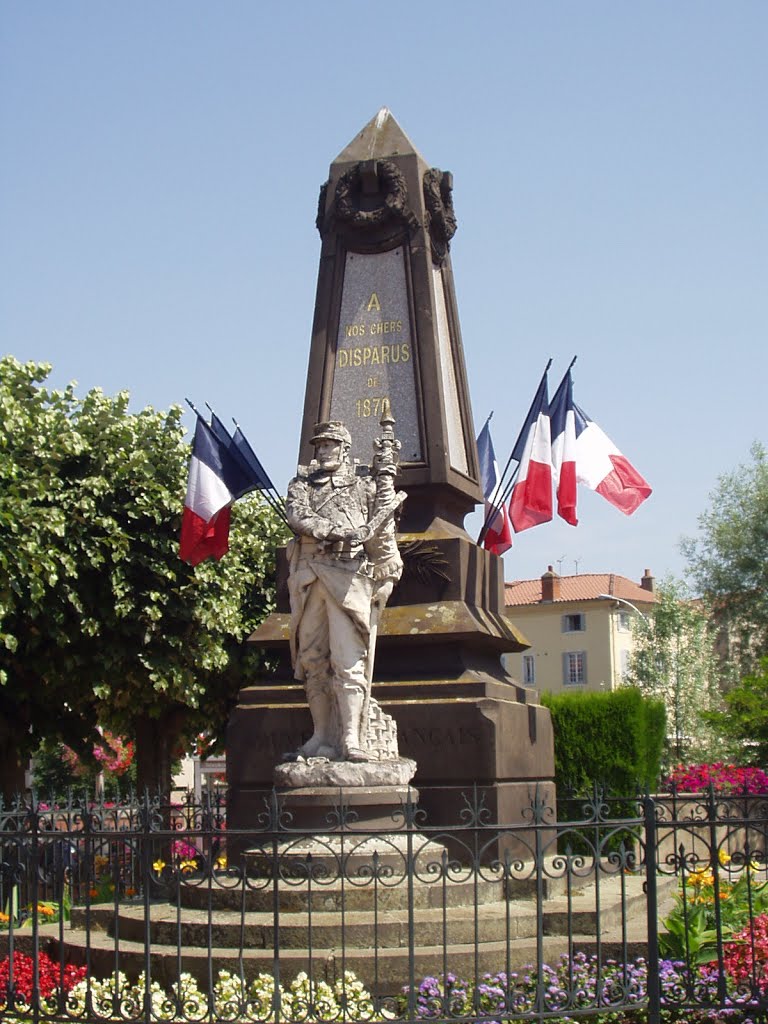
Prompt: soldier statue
<box><xmin>285</xmin><ymin>416</ymin><xmax>404</xmax><ymax>763</ymax></box>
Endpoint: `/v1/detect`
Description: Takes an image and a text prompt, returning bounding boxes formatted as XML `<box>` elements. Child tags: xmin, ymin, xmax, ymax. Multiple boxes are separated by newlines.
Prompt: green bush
<box><xmin>542</xmin><ymin>687</ymin><xmax>666</xmax><ymax>795</ymax></box>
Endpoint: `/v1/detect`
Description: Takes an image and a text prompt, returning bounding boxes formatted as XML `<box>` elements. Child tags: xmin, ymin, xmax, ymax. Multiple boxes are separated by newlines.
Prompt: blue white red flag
<box><xmin>549</xmin><ymin>369</ymin><xmax>578</xmax><ymax>526</ymax></box>
<box><xmin>476</xmin><ymin>419</ymin><xmax>512</xmax><ymax>555</ymax></box>
<box><xmin>509</xmin><ymin>372</ymin><xmax>553</xmax><ymax>532</ymax></box>
<box><xmin>209</xmin><ymin>413</ymin><xmax>273</xmax><ymax>498</ymax></box>
<box><xmin>572</xmin><ymin>401</ymin><xmax>652</xmax><ymax>515</ymax></box>
<box><xmin>179</xmin><ymin>417</ymin><xmax>263</xmax><ymax>566</ymax></box>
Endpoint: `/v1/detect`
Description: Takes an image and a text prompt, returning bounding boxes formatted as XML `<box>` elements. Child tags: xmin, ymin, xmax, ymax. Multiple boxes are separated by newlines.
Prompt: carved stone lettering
<box><xmin>330</xmin><ymin>249</ymin><xmax>422</xmax><ymax>465</ymax></box>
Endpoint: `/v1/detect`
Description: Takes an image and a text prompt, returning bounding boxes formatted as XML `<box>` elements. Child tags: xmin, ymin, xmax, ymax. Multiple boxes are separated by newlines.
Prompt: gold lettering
<box><xmin>396</xmin><ymin>320</ymin><xmax>403</xmax><ymax>332</ymax></box>
<box><xmin>338</xmin><ymin>350</ymin><xmax>348</xmax><ymax>367</ymax></box>
<box><xmin>356</xmin><ymin>395</ymin><xmax>391</xmax><ymax>417</ymax></box>
<box><xmin>367</xmin><ymin>376</ymin><xmax>378</xmax><ymax>387</ymax></box>
<box><xmin>367</xmin><ymin>293</ymin><xmax>381</xmax><ymax>312</ymax></box>
<box><xmin>370</xmin><ymin>348</ymin><xmax>380</xmax><ymax>365</ymax></box>
<box><xmin>391</xmin><ymin>345</ymin><xmax>400</xmax><ymax>364</ymax></box>
<box><xmin>353</xmin><ymin>349</ymin><xmax>362</xmax><ymax>366</ymax></box>
<box><xmin>381</xmin><ymin>346</ymin><xmax>390</xmax><ymax>363</ymax></box>
<box><xmin>401</xmin><ymin>342</ymin><xmax>410</xmax><ymax>362</ymax></box>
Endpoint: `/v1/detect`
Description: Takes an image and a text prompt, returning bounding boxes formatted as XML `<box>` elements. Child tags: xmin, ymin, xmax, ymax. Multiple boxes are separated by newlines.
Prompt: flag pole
<box><xmin>231</xmin><ymin>417</ymin><xmax>289</xmax><ymax>524</ymax></box>
<box><xmin>551</xmin><ymin>355</ymin><xmax>578</xmax><ymax>399</ymax></box>
<box><xmin>476</xmin><ymin>359</ymin><xmax>552</xmax><ymax>547</ymax></box>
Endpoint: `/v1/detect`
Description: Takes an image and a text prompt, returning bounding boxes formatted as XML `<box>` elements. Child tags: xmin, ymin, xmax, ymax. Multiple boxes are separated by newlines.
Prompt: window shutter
<box><xmin>581</xmin><ymin>651</ymin><xmax>588</xmax><ymax>685</ymax></box>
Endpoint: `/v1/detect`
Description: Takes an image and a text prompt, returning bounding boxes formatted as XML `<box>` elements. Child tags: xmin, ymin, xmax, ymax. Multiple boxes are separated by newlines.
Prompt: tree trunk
<box><xmin>0</xmin><ymin>715</ymin><xmax>28</xmax><ymax>804</ymax></box>
<box><xmin>134</xmin><ymin>707</ymin><xmax>187</xmax><ymax>802</ymax></box>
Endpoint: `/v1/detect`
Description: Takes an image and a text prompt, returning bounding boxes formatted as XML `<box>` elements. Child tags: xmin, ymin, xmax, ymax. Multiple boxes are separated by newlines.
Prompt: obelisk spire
<box><xmin>300</xmin><ymin>108</ymin><xmax>482</xmax><ymax>534</ymax></box>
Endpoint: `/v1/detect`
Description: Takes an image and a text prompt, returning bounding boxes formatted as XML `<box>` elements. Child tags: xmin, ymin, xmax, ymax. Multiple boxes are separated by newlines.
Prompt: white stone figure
<box><xmin>285</xmin><ymin>417</ymin><xmax>405</xmax><ymax>763</ymax></box>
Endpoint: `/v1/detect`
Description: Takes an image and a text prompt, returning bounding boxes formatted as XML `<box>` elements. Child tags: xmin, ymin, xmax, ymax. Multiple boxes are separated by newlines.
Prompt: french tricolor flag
<box><xmin>477</xmin><ymin>419</ymin><xmax>512</xmax><ymax>555</ymax></box>
<box><xmin>509</xmin><ymin>371</ymin><xmax>553</xmax><ymax>533</ymax></box>
<box><xmin>573</xmin><ymin>400</ymin><xmax>652</xmax><ymax>515</ymax></box>
<box><xmin>179</xmin><ymin>417</ymin><xmax>257</xmax><ymax>566</ymax></box>
<box><xmin>550</xmin><ymin>369</ymin><xmax>578</xmax><ymax>526</ymax></box>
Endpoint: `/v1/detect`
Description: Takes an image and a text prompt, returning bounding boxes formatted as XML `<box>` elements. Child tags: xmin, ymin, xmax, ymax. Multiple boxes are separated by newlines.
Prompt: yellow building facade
<box><xmin>503</xmin><ymin>567</ymin><xmax>658</xmax><ymax>693</ymax></box>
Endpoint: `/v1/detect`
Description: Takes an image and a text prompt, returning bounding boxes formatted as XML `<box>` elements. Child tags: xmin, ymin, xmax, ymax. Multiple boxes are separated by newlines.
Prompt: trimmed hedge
<box><xmin>542</xmin><ymin>687</ymin><xmax>666</xmax><ymax>795</ymax></box>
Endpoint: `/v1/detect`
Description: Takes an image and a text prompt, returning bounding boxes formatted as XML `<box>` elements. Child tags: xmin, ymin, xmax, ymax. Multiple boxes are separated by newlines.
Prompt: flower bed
<box><xmin>2</xmin><ymin>955</ymin><xmax>767</xmax><ymax>1022</ymax></box>
<box><xmin>665</xmin><ymin>763</ymin><xmax>768</xmax><ymax>795</ymax></box>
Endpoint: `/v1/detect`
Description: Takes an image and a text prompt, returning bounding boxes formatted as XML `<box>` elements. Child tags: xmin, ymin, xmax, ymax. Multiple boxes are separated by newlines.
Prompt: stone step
<box><xmin>67</xmin><ymin>874</ymin><xmax>673</xmax><ymax>953</ymax></box>
<box><xmin>175</xmin><ymin>872</ymin><xmax>507</xmax><ymax>912</ymax></box>
<box><xmin>49</xmin><ymin>923</ymin><xmax>665</xmax><ymax>997</ymax></box>
<box><xmin>172</xmin><ymin>856</ymin><xmax>600</xmax><ymax>914</ymax></box>
<box><xmin>46</xmin><ymin>871</ymin><xmax>680</xmax><ymax>996</ymax></box>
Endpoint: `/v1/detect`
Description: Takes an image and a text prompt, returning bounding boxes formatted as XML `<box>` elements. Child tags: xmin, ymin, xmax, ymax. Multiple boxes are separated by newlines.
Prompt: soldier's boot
<box><xmin>298</xmin><ymin>689</ymin><xmax>335</xmax><ymax>758</ymax></box>
<box><xmin>339</xmin><ymin>689</ymin><xmax>367</xmax><ymax>763</ymax></box>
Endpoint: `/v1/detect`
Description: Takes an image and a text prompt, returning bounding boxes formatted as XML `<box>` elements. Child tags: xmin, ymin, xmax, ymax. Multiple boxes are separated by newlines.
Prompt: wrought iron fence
<box><xmin>1</xmin><ymin>786</ymin><xmax>768</xmax><ymax>1023</ymax></box>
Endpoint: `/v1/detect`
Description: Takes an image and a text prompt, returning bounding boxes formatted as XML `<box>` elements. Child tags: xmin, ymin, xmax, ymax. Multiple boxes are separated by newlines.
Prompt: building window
<box><xmin>522</xmin><ymin>654</ymin><xmax>536</xmax><ymax>685</ymax></box>
<box><xmin>617</xmin><ymin>612</ymin><xmax>632</xmax><ymax>632</ymax></box>
<box><xmin>562</xmin><ymin>613</ymin><xmax>586</xmax><ymax>633</ymax></box>
<box><xmin>620</xmin><ymin>649</ymin><xmax>631</xmax><ymax>678</ymax></box>
<box><xmin>563</xmin><ymin>651</ymin><xmax>587</xmax><ymax>686</ymax></box>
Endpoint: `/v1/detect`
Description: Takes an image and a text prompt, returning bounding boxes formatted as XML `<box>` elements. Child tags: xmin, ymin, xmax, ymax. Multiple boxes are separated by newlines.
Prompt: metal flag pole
<box><xmin>476</xmin><ymin>358</ymin><xmax>552</xmax><ymax>547</ymax></box>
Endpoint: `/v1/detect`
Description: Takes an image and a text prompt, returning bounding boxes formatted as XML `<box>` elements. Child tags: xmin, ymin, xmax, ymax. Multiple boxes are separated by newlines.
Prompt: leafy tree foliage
<box><xmin>681</xmin><ymin>442</ymin><xmax>768</xmax><ymax>677</ymax></box>
<box><xmin>0</xmin><ymin>356</ymin><xmax>288</xmax><ymax>799</ymax></box>
<box><xmin>625</xmin><ymin>580</ymin><xmax>722</xmax><ymax>766</ymax></box>
<box><xmin>704</xmin><ymin>657</ymin><xmax>768</xmax><ymax>766</ymax></box>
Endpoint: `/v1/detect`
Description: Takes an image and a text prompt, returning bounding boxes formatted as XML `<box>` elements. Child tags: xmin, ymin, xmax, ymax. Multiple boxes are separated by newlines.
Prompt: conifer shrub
<box><xmin>541</xmin><ymin>687</ymin><xmax>666</xmax><ymax>796</ymax></box>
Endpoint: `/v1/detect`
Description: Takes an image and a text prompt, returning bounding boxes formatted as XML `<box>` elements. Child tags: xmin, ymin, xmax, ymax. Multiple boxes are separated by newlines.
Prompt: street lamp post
<box><xmin>597</xmin><ymin>593</ymin><xmax>651</xmax><ymax>692</ymax></box>
<box><xmin>596</xmin><ymin>593</ymin><xmax>650</xmax><ymax>625</ymax></box>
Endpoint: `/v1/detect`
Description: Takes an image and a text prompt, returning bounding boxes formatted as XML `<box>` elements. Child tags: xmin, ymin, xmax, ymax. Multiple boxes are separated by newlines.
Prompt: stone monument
<box><xmin>275</xmin><ymin>413</ymin><xmax>415</xmax><ymax>796</ymax></box>
<box><xmin>226</xmin><ymin>110</ymin><xmax>555</xmax><ymax>841</ymax></box>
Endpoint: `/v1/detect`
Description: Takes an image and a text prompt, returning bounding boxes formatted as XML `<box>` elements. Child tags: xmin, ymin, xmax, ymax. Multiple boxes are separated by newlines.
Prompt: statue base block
<box><xmin>274</xmin><ymin>757</ymin><xmax>416</xmax><ymax>790</ymax></box>
<box><xmin>273</xmin><ymin>782</ymin><xmax>418</xmax><ymax>831</ymax></box>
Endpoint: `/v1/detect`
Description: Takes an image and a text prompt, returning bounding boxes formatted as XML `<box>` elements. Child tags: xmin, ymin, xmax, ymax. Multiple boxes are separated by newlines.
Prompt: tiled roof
<box><xmin>504</xmin><ymin>573</ymin><xmax>659</xmax><ymax>607</ymax></box>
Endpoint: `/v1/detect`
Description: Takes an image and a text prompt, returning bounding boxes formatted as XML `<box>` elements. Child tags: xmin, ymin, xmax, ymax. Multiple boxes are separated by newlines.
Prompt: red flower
<box><xmin>722</xmin><ymin>913</ymin><xmax>768</xmax><ymax>993</ymax></box>
<box><xmin>0</xmin><ymin>951</ymin><xmax>86</xmax><ymax>1002</ymax></box>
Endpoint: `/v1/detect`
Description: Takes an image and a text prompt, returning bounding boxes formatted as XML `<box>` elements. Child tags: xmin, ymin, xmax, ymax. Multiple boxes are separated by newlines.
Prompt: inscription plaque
<box><xmin>330</xmin><ymin>248</ymin><xmax>422</xmax><ymax>465</ymax></box>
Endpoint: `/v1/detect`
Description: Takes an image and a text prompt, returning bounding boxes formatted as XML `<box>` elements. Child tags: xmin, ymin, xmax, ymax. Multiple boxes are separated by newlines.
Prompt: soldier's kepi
<box><xmin>284</xmin><ymin>414</ymin><xmax>406</xmax><ymax>763</ymax></box>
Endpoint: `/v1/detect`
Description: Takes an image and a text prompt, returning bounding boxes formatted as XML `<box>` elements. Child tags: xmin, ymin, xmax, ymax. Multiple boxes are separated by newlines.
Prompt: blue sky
<box><xmin>2</xmin><ymin>3</ymin><xmax>766</xmax><ymax>586</ymax></box>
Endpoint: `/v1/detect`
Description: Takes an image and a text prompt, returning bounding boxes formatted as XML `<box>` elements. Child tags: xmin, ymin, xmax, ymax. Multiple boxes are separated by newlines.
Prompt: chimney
<box><xmin>541</xmin><ymin>565</ymin><xmax>561</xmax><ymax>603</ymax></box>
<box><xmin>640</xmin><ymin>568</ymin><xmax>655</xmax><ymax>594</ymax></box>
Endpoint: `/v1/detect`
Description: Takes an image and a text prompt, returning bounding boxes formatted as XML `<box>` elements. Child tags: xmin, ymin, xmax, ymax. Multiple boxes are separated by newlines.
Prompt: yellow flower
<box><xmin>718</xmin><ymin>850</ymin><xmax>732</xmax><ymax>866</ymax></box>
<box><xmin>0</xmin><ymin>912</ymin><xmax>10</xmax><ymax>923</ymax></box>
<box><xmin>179</xmin><ymin>858</ymin><xmax>197</xmax><ymax>874</ymax></box>
<box><xmin>152</xmin><ymin>859</ymin><xmax>166</xmax><ymax>873</ymax></box>
<box><xmin>688</xmin><ymin>869</ymin><xmax>714</xmax><ymax>887</ymax></box>
<box><xmin>39</xmin><ymin>904</ymin><xmax>56</xmax><ymax>917</ymax></box>
<box><xmin>215</xmin><ymin>854</ymin><xmax>227</xmax><ymax>871</ymax></box>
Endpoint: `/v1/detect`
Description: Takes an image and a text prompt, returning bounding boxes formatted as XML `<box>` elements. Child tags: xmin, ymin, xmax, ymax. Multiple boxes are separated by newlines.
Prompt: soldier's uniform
<box><xmin>285</xmin><ymin>422</ymin><xmax>401</xmax><ymax>761</ymax></box>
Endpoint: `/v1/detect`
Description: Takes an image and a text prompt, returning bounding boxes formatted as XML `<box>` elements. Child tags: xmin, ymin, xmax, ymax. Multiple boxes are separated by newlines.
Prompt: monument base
<box><xmin>274</xmin><ymin>757</ymin><xmax>416</xmax><ymax>790</ymax></box>
<box><xmin>229</xmin><ymin>533</ymin><xmax>556</xmax><ymax>863</ymax></box>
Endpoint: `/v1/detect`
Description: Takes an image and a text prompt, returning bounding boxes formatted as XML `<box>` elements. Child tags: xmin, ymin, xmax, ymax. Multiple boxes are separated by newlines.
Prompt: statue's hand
<box><xmin>334</xmin><ymin>524</ymin><xmax>373</xmax><ymax>544</ymax></box>
<box><xmin>323</xmin><ymin>522</ymin><xmax>371</xmax><ymax>543</ymax></box>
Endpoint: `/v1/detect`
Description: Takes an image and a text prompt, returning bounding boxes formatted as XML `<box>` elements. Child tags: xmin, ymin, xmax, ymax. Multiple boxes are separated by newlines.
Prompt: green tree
<box><xmin>704</xmin><ymin>656</ymin><xmax>768</xmax><ymax>765</ymax></box>
<box><xmin>0</xmin><ymin>356</ymin><xmax>288</xmax><ymax>800</ymax></box>
<box><xmin>681</xmin><ymin>442</ymin><xmax>768</xmax><ymax>678</ymax></box>
<box><xmin>625</xmin><ymin>580</ymin><xmax>722</xmax><ymax>766</ymax></box>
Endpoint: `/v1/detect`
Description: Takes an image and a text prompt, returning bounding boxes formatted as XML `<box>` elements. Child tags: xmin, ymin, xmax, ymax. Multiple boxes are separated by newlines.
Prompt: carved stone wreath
<box><xmin>333</xmin><ymin>160</ymin><xmax>414</xmax><ymax>232</ymax></box>
<box><xmin>315</xmin><ymin>181</ymin><xmax>329</xmax><ymax>233</ymax></box>
<box><xmin>423</xmin><ymin>168</ymin><xmax>457</xmax><ymax>265</ymax></box>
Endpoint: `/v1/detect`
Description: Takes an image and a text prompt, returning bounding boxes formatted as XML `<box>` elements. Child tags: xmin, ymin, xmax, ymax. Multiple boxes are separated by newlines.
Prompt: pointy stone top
<box><xmin>333</xmin><ymin>108</ymin><xmax>426</xmax><ymax>165</ymax></box>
